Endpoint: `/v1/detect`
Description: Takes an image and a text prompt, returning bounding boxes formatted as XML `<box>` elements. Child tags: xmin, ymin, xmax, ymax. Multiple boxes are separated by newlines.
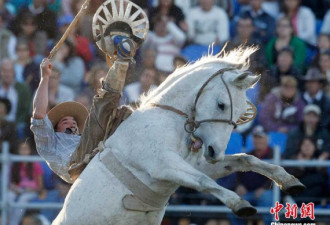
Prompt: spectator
<box><xmin>0</xmin><ymin>12</ymin><xmax>16</xmax><ymax>61</ymax></box>
<box><xmin>301</xmin><ymin>0</ymin><xmax>329</xmax><ymax>19</ymax></box>
<box><xmin>141</xmin><ymin>48</ymin><xmax>157</xmax><ymax>70</ymax></box>
<box><xmin>173</xmin><ymin>55</ymin><xmax>187</xmax><ymax>69</ymax></box>
<box><xmin>0</xmin><ymin>58</ymin><xmax>31</xmax><ymax>137</ymax></box>
<box><xmin>82</xmin><ymin>62</ymin><xmax>108</xmax><ymax>99</ymax></box>
<box><xmin>227</xmin><ymin>15</ymin><xmax>265</xmax><ymax>72</ymax></box>
<box><xmin>259</xmin><ymin>76</ymin><xmax>305</xmax><ymax>133</ymax></box>
<box><xmin>57</xmin><ymin>14</ymin><xmax>93</xmax><ymax>65</ymax></box>
<box><xmin>14</xmin><ymin>11</ymin><xmax>48</xmax><ymax>64</ymax></box>
<box><xmin>268</xmin><ymin>47</ymin><xmax>301</xmax><ymax>87</ymax></box>
<box><xmin>122</xmin><ymin>68</ymin><xmax>158</xmax><ymax>105</ymax></box>
<box><xmin>14</xmin><ymin>0</ymin><xmax>57</xmax><ymax>39</ymax></box>
<box><xmin>32</xmin><ymin>177</ymin><xmax>71</xmax><ymax>222</ymax></box>
<box><xmin>47</xmin><ymin>64</ymin><xmax>75</xmax><ymax>109</ymax></box>
<box><xmin>280</xmin><ymin>0</ymin><xmax>316</xmax><ymax>45</ymax></box>
<box><xmin>21</xmin><ymin>212</ymin><xmax>51</xmax><ymax>225</ymax></box>
<box><xmin>286</xmin><ymin>137</ymin><xmax>328</xmax><ymax>205</ymax></box>
<box><xmin>53</xmin><ymin>40</ymin><xmax>85</xmax><ymax>94</ymax></box>
<box><xmin>265</xmin><ymin>16</ymin><xmax>306</xmax><ymax>69</ymax></box>
<box><xmin>187</xmin><ymin>0</ymin><xmax>229</xmax><ymax>46</ymax></box>
<box><xmin>284</xmin><ymin>104</ymin><xmax>330</xmax><ymax>159</ymax></box>
<box><xmin>149</xmin><ymin>0</ymin><xmax>187</xmax><ymax>32</ymax></box>
<box><xmin>0</xmin><ymin>0</ymin><xmax>15</xmax><ymax>27</ymax></box>
<box><xmin>311</xmin><ymin>33</ymin><xmax>330</xmax><ymax>68</ymax></box>
<box><xmin>232</xmin><ymin>125</ymin><xmax>273</xmax><ymax>225</ymax></box>
<box><xmin>301</xmin><ymin>68</ymin><xmax>330</xmax><ymax>129</ymax></box>
<box><xmin>238</xmin><ymin>0</ymin><xmax>275</xmax><ymax>44</ymax></box>
<box><xmin>319</xmin><ymin>50</ymin><xmax>330</xmax><ymax>78</ymax></box>
<box><xmin>0</xmin><ymin>97</ymin><xmax>16</xmax><ymax>153</ymax></box>
<box><xmin>321</xmin><ymin>10</ymin><xmax>330</xmax><ymax>35</ymax></box>
<box><xmin>8</xmin><ymin>140</ymin><xmax>44</xmax><ymax>225</ymax></box>
<box><xmin>14</xmin><ymin>38</ymin><xmax>40</xmax><ymax>93</ymax></box>
<box><xmin>142</xmin><ymin>15</ymin><xmax>186</xmax><ymax>73</ymax></box>
<box><xmin>69</xmin><ymin>0</ymin><xmax>94</xmax><ymax>41</ymax></box>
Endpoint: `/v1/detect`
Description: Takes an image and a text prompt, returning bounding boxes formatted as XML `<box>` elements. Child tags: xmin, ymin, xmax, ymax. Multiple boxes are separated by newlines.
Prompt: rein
<box><xmin>150</xmin><ymin>68</ymin><xmax>238</xmax><ymax>136</ymax></box>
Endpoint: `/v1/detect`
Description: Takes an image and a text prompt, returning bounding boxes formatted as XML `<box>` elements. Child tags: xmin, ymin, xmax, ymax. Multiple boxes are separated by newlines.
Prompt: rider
<box><xmin>31</xmin><ymin>36</ymin><xmax>137</xmax><ymax>183</ymax></box>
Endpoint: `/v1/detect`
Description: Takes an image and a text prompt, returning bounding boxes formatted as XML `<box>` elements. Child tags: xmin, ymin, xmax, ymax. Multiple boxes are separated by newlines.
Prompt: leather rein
<box><xmin>149</xmin><ymin>67</ymin><xmax>239</xmax><ymax>136</ymax></box>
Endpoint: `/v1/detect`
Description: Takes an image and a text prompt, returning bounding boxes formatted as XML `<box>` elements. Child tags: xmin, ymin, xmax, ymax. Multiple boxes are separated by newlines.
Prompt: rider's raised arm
<box><xmin>32</xmin><ymin>58</ymin><xmax>52</xmax><ymax>119</ymax></box>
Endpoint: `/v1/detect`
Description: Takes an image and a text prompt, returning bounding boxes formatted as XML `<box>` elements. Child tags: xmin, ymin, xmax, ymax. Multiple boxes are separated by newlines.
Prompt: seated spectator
<box><xmin>227</xmin><ymin>15</ymin><xmax>265</xmax><ymax>72</ymax></box>
<box><xmin>21</xmin><ymin>212</ymin><xmax>51</xmax><ymax>225</ymax></box>
<box><xmin>0</xmin><ymin>58</ymin><xmax>31</xmax><ymax>137</ymax></box>
<box><xmin>232</xmin><ymin>125</ymin><xmax>273</xmax><ymax>224</ymax></box>
<box><xmin>47</xmin><ymin>64</ymin><xmax>75</xmax><ymax>109</ymax></box>
<box><xmin>69</xmin><ymin>0</ymin><xmax>94</xmax><ymax>41</ymax></box>
<box><xmin>14</xmin><ymin>11</ymin><xmax>48</xmax><ymax>64</ymax></box>
<box><xmin>319</xmin><ymin>50</ymin><xmax>330</xmax><ymax>78</ymax></box>
<box><xmin>321</xmin><ymin>9</ymin><xmax>330</xmax><ymax>35</ymax></box>
<box><xmin>122</xmin><ymin>68</ymin><xmax>158</xmax><ymax>105</ymax></box>
<box><xmin>8</xmin><ymin>140</ymin><xmax>44</xmax><ymax>225</ymax></box>
<box><xmin>279</xmin><ymin>0</ymin><xmax>316</xmax><ymax>45</ymax></box>
<box><xmin>187</xmin><ymin>0</ymin><xmax>229</xmax><ymax>46</ymax></box>
<box><xmin>82</xmin><ymin>62</ymin><xmax>108</xmax><ymax>99</ymax></box>
<box><xmin>142</xmin><ymin>15</ymin><xmax>186</xmax><ymax>73</ymax></box>
<box><xmin>301</xmin><ymin>68</ymin><xmax>330</xmax><ymax>129</ymax></box>
<box><xmin>286</xmin><ymin>137</ymin><xmax>328</xmax><ymax>205</ymax></box>
<box><xmin>173</xmin><ymin>55</ymin><xmax>187</xmax><ymax>69</ymax></box>
<box><xmin>53</xmin><ymin>40</ymin><xmax>85</xmax><ymax>94</ymax></box>
<box><xmin>311</xmin><ymin>33</ymin><xmax>330</xmax><ymax>67</ymax></box>
<box><xmin>148</xmin><ymin>0</ymin><xmax>187</xmax><ymax>32</ymax></box>
<box><xmin>57</xmin><ymin>14</ymin><xmax>93</xmax><ymax>65</ymax></box>
<box><xmin>14</xmin><ymin>38</ymin><xmax>39</xmax><ymax>93</ymax></box>
<box><xmin>238</xmin><ymin>0</ymin><xmax>275</xmax><ymax>44</ymax></box>
<box><xmin>0</xmin><ymin>0</ymin><xmax>15</xmax><ymax>27</ymax></box>
<box><xmin>301</xmin><ymin>0</ymin><xmax>329</xmax><ymax>19</ymax></box>
<box><xmin>32</xmin><ymin>177</ymin><xmax>71</xmax><ymax>222</ymax></box>
<box><xmin>268</xmin><ymin>47</ymin><xmax>301</xmax><ymax>86</ymax></box>
<box><xmin>265</xmin><ymin>16</ymin><xmax>307</xmax><ymax>69</ymax></box>
<box><xmin>13</xmin><ymin>0</ymin><xmax>57</xmax><ymax>39</ymax></box>
<box><xmin>0</xmin><ymin>97</ymin><xmax>16</xmax><ymax>153</ymax></box>
<box><xmin>0</xmin><ymin>12</ymin><xmax>16</xmax><ymax>61</ymax></box>
<box><xmin>284</xmin><ymin>104</ymin><xmax>330</xmax><ymax>159</ymax></box>
<box><xmin>260</xmin><ymin>76</ymin><xmax>305</xmax><ymax>133</ymax></box>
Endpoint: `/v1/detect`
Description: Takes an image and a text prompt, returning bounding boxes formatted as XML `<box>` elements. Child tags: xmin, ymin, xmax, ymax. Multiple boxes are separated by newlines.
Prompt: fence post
<box><xmin>272</xmin><ymin>145</ymin><xmax>281</xmax><ymax>220</ymax></box>
<box><xmin>1</xmin><ymin>141</ymin><xmax>10</xmax><ymax>225</ymax></box>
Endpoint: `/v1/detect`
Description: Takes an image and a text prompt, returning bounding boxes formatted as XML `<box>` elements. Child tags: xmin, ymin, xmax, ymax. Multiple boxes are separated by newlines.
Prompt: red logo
<box><xmin>270</xmin><ymin>202</ymin><xmax>315</xmax><ymax>221</ymax></box>
<box><xmin>270</xmin><ymin>202</ymin><xmax>284</xmax><ymax>221</ymax></box>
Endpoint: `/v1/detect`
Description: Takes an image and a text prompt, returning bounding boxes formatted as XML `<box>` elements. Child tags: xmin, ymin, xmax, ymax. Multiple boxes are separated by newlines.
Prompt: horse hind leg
<box><xmin>148</xmin><ymin>151</ymin><xmax>257</xmax><ymax>217</ymax></box>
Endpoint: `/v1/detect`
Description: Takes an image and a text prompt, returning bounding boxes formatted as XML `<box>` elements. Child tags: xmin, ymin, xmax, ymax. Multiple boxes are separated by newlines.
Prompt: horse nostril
<box><xmin>208</xmin><ymin>146</ymin><xmax>215</xmax><ymax>158</ymax></box>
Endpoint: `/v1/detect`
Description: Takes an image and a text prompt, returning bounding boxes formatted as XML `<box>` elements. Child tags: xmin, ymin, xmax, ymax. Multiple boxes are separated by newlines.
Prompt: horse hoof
<box><xmin>282</xmin><ymin>178</ymin><xmax>306</xmax><ymax>195</ymax></box>
<box><xmin>233</xmin><ymin>199</ymin><xmax>257</xmax><ymax>217</ymax></box>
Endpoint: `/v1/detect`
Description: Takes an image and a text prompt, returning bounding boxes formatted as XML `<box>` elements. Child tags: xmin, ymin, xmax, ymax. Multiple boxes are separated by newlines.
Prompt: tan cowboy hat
<box><xmin>48</xmin><ymin>101</ymin><xmax>89</xmax><ymax>133</ymax></box>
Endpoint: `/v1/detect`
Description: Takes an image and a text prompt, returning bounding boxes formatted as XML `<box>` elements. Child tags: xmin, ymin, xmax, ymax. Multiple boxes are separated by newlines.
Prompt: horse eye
<box><xmin>218</xmin><ymin>103</ymin><xmax>225</xmax><ymax>111</ymax></box>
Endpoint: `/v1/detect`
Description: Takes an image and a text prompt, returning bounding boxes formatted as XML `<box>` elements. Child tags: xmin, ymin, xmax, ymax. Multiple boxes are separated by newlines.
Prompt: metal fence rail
<box><xmin>1</xmin><ymin>143</ymin><xmax>330</xmax><ymax>224</ymax></box>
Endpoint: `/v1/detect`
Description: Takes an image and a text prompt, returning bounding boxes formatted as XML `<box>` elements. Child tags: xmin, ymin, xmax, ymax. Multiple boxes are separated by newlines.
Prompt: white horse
<box><xmin>53</xmin><ymin>47</ymin><xmax>304</xmax><ymax>225</ymax></box>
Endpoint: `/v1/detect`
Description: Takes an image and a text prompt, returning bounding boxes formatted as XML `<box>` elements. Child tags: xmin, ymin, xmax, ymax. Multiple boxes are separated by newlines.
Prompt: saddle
<box><xmin>68</xmin><ymin>105</ymin><xmax>133</xmax><ymax>181</ymax></box>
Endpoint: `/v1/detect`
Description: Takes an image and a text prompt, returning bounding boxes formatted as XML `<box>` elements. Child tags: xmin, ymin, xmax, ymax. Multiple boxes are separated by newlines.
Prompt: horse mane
<box><xmin>139</xmin><ymin>45</ymin><xmax>258</xmax><ymax>108</ymax></box>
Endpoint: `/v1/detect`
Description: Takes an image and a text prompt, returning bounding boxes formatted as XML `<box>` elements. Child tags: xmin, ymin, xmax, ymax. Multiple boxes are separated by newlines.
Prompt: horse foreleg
<box><xmin>148</xmin><ymin>151</ymin><xmax>257</xmax><ymax>217</ymax></box>
<box><xmin>198</xmin><ymin>153</ymin><xmax>305</xmax><ymax>195</ymax></box>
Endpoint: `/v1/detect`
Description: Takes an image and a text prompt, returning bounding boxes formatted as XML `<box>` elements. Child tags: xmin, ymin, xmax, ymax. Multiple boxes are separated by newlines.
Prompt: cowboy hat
<box><xmin>48</xmin><ymin>101</ymin><xmax>89</xmax><ymax>133</ymax></box>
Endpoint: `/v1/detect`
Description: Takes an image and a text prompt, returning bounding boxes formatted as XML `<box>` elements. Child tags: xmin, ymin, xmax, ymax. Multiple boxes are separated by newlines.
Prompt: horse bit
<box><xmin>150</xmin><ymin>67</ymin><xmax>257</xmax><ymax>137</ymax></box>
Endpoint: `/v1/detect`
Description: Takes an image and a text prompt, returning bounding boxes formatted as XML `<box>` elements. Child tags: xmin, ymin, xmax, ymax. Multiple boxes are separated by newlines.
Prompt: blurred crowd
<box><xmin>0</xmin><ymin>0</ymin><xmax>330</xmax><ymax>224</ymax></box>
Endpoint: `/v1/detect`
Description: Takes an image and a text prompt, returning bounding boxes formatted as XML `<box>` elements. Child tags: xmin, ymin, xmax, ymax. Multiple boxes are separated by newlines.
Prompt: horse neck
<box><xmin>156</xmin><ymin>72</ymin><xmax>205</xmax><ymax>114</ymax></box>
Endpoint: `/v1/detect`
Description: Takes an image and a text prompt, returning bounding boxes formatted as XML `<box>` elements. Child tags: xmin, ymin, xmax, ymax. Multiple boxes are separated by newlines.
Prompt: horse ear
<box><xmin>232</xmin><ymin>72</ymin><xmax>260</xmax><ymax>89</ymax></box>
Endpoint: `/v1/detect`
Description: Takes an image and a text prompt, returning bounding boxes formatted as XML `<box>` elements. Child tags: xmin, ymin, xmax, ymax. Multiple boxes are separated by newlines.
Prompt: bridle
<box><xmin>149</xmin><ymin>68</ymin><xmax>257</xmax><ymax>136</ymax></box>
